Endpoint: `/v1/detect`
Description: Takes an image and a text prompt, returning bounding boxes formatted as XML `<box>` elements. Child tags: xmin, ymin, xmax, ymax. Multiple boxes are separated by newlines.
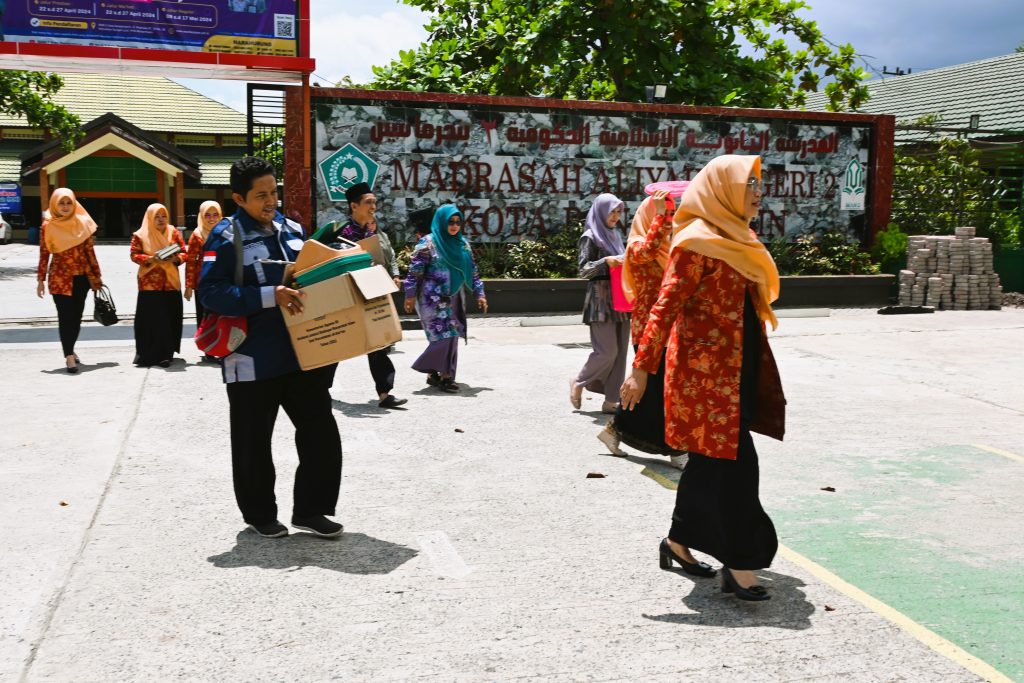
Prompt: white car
<box><xmin>0</xmin><ymin>214</ymin><xmax>14</xmax><ymax>245</ymax></box>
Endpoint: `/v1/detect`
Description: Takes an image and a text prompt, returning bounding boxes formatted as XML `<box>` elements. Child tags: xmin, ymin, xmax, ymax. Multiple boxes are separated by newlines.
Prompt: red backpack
<box><xmin>194</xmin><ymin>219</ymin><xmax>248</xmax><ymax>358</ymax></box>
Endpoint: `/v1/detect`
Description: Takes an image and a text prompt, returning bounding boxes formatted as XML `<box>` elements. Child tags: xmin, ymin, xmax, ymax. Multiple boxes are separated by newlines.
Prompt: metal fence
<box><xmin>891</xmin><ymin>127</ymin><xmax>1024</xmax><ymax>238</ymax></box>
<box><xmin>246</xmin><ymin>84</ymin><xmax>288</xmax><ymax>188</ymax></box>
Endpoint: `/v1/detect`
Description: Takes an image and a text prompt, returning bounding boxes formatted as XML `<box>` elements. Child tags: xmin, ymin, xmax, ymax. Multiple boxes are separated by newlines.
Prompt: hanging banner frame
<box><xmin>0</xmin><ymin>0</ymin><xmax>313</xmax><ymax>82</ymax></box>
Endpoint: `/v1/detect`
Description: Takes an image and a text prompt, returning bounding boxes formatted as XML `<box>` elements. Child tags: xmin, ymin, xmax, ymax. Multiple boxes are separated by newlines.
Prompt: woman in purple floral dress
<box><xmin>403</xmin><ymin>205</ymin><xmax>488</xmax><ymax>392</ymax></box>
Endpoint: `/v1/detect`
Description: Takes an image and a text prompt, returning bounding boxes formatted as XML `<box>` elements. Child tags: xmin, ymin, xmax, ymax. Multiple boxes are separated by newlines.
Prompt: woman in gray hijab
<box><xmin>570</xmin><ymin>193</ymin><xmax>630</xmax><ymax>413</ymax></box>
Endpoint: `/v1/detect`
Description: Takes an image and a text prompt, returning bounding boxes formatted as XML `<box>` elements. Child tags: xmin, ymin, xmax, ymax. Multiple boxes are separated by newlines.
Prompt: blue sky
<box><xmin>177</xmin><ymin>0</ymin><xmax>1024</xmax><ymax>113</ymax></box>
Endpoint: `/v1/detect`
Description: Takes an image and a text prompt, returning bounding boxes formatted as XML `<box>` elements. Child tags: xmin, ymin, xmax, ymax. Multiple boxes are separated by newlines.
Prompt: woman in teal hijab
<box><xmin>403</xmin><ymin>205</ymin><xmax>488</xmax><ymax>392</ymax></box>
<box><xmin>430</xmin><ymin>204</ymin><xmax>476</xmax><ymax>296</ymax></box>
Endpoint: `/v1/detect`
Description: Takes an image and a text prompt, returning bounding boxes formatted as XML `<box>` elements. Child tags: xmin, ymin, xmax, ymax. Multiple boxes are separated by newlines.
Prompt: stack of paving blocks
<box><xmin>897</xmin><ymin>227</ymin><xmax>1002</xmax><ymax>310</ymax></box>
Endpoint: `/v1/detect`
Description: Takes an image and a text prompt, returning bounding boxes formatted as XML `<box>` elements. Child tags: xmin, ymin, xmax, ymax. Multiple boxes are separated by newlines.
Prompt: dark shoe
<box><xmin>659</xmin><ymin>538</ymin><xmax>717</xmax><ymax>577</ymax></box>
<box><xmin>291</xmin><ymin>515</ymin><xmax>344</xmax><ymax>538</ymax></box>
<box><xmin>202</xmin><ymin>354</ymin><xmax>219</xmax><ymax>364</ymax></box>
<box><xmin>439</xmin><ymin>378</ymin><xmax>460</xmax><ymax>393</ymax></box>
<box><xmin>379</xmin><ymin>395</ymin><xmax>409</xmax><ymax>409</ymax></box>
<box><xmin>158</xmin><ymin>359</ymin><xmax>171</xmax><ymax>368</ymax></box>
<box><xmin>426</xmin><ymin>372</ymin><xmax>441</xmax><ymax>386</ymax></box>
<box><xmin>721</xmin><ymin>568</ymin><xmax>770</xmax><ymax>601</ymax></box>
<box><xmin>248</xmin><ymin>520</ymin><xmax>288</xmax><ymax>538</ymax></box>
<box><xmin>65</xmin><ymin>364</ymin><xmax>79</xmax><ymax>374</ymax></box>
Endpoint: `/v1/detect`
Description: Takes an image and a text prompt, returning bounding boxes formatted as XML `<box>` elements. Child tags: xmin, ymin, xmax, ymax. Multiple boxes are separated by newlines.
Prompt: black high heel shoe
<box><xmin>721</xmin><ymin>568</ymin><xmax>770</xmax><ymax>601</ymax></box>
<box><xmin>659</xmin><ymin>538</ymin><xmax>716</xmax><ymax>577</ymax></box>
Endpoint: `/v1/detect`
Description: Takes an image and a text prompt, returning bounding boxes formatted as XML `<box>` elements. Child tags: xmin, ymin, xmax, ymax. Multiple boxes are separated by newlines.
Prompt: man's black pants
<box><xmin>367</xmin><ymin>347</ymin><xmax>395</xmax><ymax>395</ymax></box>
<box><xmin>226</xmin><ymin>365</ymin><xmax>341</xmax><ymax>525</ymax></box>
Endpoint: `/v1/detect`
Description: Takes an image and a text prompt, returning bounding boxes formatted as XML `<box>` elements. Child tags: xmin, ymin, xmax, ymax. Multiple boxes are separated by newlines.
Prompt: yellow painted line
<box><xmin>639</xmin><ymin>461</ymin><xmax>1011</xmax><ymax>681</ymax></box>
<box><xmin>973</xmin><ymin>444</ymin><xmax>1024</xmax><ymax>464</ymax></box>
<box><xmin>639</xmin><ymin>466</ymin><xmax>678</xmax><ymax>490</ymax></box>
<box><xmin>776</xmin><ymin>544</ymin><xmax>1012</xmax><ymax>683</ymax></box>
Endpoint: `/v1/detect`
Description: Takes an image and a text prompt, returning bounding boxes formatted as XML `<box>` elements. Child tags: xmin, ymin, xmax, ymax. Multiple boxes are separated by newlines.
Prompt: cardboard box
<box><xmin>280</xmin><ymin>242</ymin><xmax>402</xmax><ymax>371</ymax></box>
<box><xmin>356</xmin><ymin>234</ymin><xmax>385</xmax><ymax>267</ymax></box>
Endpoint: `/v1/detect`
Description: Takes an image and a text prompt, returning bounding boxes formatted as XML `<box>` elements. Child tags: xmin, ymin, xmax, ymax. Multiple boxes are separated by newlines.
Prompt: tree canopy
<box><xmin>371</xmin><ymin>0</ymin><xmax>869</xmax><ymax>111</ymax></box>
<box><xmin>0</xmin><ymin>71</ymin><xmax>82</xmax><ymax>148</ymax></box>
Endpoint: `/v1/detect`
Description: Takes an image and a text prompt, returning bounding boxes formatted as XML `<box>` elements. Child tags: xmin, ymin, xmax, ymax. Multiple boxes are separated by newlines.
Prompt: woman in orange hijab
<box><xmin>183</xmin><ymin>200</ymin><xmax>223</xmax><ymax>362</ymax></box>
<box><xmin>36</xmin><ymin>188</ymin><xmax>103</xmax><ymax>373</ymax></box>
<box><xmin>621</xmin><ymin>155</ymin><xmax>786</xmax><ymax>601</ymax></box>
<box><xmin>598</xmin><ymin>184</ymin><xmax>688</xmax><ymax>468</ymax></box>
<box><xmin>130</xmin><ymin>203</ymin><xmax>186</xmax><ymax>368</ymax></box>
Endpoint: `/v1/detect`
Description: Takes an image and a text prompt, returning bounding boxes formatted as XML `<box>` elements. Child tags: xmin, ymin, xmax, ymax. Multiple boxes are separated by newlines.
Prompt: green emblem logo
<box><xmin>318</xmin><ymin>143</ymin><xmax>380</xmax><ymax>202</ymax></box>
<box><xmin>840</xmin><ymin>157</ymin><xmax>866</xmax><ymax>210</ymax></box>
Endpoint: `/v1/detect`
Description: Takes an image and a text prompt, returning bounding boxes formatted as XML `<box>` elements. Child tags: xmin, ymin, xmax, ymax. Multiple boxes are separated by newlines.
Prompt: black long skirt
<box><xmin>667</xmin><ymin>291</ymin><xmax>778</xmax><ymax>569</ymax></box>
<box><xmin>134</xmin><ymin>290</ymin><xmax>183</xmax><ymax>366</ymax></box>
<box><xmin>668</xmin><ymin>427</ymin><xmax>778</xmax><ymax>569</ymax></box>
<box><xmin>609</xmin><ymin>348</ymin><xmax>682</xmax><ymax>455</ymax></box>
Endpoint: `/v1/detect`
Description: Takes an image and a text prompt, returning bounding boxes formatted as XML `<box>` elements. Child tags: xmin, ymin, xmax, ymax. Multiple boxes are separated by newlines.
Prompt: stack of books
<box><xmin>155</xmin><ymin>244</ymin><xmax>181</xmax><ymax>260</ymax></box>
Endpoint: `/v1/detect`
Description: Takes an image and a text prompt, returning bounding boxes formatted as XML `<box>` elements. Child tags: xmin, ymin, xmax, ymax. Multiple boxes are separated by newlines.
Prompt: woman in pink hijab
<box><xmin>597</xmin><ymin>182</ymin><xmax>689</xmax><ymax>470</ymax></box>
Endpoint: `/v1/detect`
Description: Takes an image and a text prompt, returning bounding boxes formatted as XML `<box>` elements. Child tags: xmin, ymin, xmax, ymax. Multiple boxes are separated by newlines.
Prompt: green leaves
<box><xmin>769</xmin><ymin>231</ymin><xmax>880</xmax><ymax>275</ymax></box>
<box><xmin>0</xmin><ymin>71</ymin><xmax>81</xmax><ymax>151</ymax></box>
<box><xmin>892</xmin><ymin>134</ymin><xmax>1015</xmax><ymax>242</ymax></box>
<box><xmin>372</xmin><ymin>0</ymin><xmax>868</xmax><ymax>111</ymax></box>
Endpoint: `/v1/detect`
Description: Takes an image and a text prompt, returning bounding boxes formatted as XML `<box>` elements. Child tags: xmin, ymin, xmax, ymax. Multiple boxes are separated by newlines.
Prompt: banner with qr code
<box><xmin>0</xmin><ymin>0</ymin><xmax>298</xmax><ymax>57</ymax></box>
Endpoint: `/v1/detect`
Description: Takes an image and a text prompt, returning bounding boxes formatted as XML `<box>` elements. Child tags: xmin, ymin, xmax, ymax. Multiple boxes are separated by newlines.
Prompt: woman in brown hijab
<box><xmin>36</xmin><ymin>188</ymin><xmax>103</xmax><ymax>373</ymax></box>
<box><xmin>130</xmin><ymin>203</ymin><xmax>186</xmax><ymax>367</ymax></box>
<box><xmin>622</xmin><ymin>154</ymin><xmax>786</xmax><ymax>601</ymax></box>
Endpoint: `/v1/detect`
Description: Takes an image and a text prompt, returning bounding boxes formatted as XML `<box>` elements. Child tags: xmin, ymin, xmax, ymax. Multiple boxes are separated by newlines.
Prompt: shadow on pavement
<box><xmin>207</xmin><ymin>530</ymin><xmax>418</xmax><ymax>575</ymax></box>
<box><xmin>332</xmin><ymin>398</ymin><xmax>388</xmax><ymax>419</ymax></box>
<box><xmin>642</xmin><ymin>569</ymin><xmax>815</xmax><ymax>629</ymax></box>
<box><xmin>0</xmin><ymin>266</ymin><xmax>38</xmax><ymax>281</ymax></box>
<box><xmin>40</xmin><ymin>361</ymin><xmax>120</xmax><ymax>375</ymax></box>
<box><xmin>163</xmin><ymin>358</ymin><xmax>190</xmax><ymax>373</ymax></box>
<box><xmin>0</xmin><ymin>325</ymin><xmax>197</xmax><ymax>344</ymax></box>
<box><xmin>411</xmin><ymin>384</ymin><xmax>494</xmax><ymax>398</ymax></box>
<box><xmin>576</xmin><ymin>408</ymin><xmax>613</xmax><ymax>425</ymax></box>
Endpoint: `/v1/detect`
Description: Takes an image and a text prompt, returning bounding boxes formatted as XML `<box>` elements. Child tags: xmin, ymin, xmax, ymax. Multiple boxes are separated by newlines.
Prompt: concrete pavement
<box><xmin>2</xmin><ymin>242</ymin><xmax>1023</xmax><ymax>681</ymax></box>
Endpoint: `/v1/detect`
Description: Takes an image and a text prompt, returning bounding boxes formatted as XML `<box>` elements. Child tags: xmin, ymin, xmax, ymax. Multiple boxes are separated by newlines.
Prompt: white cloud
<box><xmin>172</xmin><ymin>1</ymin><xmax>429</xmax><ymax>113</ymax></box>
<box><xmin>175</xmin><ymin>79</ymin><xmax>249</xmax><ymax>114</ymax></box>
<box><xmin>309</xmin><ymin>6</ymin><xmax>430</xmax><ymax>85</ymax></box>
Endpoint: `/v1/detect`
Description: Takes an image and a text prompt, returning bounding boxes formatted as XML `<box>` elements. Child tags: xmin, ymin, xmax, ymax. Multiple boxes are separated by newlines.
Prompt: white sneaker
<box><xmin>669</xmin><ymin>453</ymin><xmax>688</xmax><ymax>470</ymax></box>
<box><xmin>597</xmin><ymin>425</ymin><xmax>627</xmax><ymax>456</ymax></box>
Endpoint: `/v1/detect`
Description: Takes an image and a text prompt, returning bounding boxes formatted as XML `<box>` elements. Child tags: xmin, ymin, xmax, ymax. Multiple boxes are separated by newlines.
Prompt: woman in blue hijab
<box><xmin>402</xmin><ymin>205</ymin><xmax>487</xmax><ymax>392</ymax></box>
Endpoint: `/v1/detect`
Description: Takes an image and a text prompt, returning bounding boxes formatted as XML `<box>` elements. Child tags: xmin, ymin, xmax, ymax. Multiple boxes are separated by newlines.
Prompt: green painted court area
<box><xmin>642</xmin><ymin>444</ymin><xmax>1023</xmax><ymax>681</ymax></box>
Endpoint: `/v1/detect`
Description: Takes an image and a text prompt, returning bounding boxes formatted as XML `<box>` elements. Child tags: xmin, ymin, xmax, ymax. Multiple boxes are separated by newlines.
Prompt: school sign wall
<box><xmin>288</xmin><ymin>90</ymin><xmax>895</xmax><ymax>245</ymax></box>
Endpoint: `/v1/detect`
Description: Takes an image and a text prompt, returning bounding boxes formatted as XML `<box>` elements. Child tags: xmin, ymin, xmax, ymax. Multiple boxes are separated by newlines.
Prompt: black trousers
<box><xmin>53</xmin><ymin>275</ymin><xmax>90</xmax><ymax>357</ymax></box>
<box><xmin>367</xmin><ymin>347</ymin><xmax>395</xmax><ymax>395</ymax></box>
<box><xmin>669</xmin><ymin>426</ymin><xmax>778</xmax><ymax>570</ymax></box>
<box><xmin>225</xmin><ymin>365</ymin><xmax>342</xmax><ymax>525</ymax></box>
<box><xmin>195</xmin><ymin>296</ymin><xmax>207</xmax><ymax>326</ymax></box>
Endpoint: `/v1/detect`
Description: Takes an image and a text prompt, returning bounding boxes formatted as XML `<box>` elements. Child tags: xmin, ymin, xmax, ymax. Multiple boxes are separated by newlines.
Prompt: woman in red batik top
<box><xmin>621</xmin><ymin>155</ymin><xmax>786</xmax><ymax>601</ymax></box>
<box><xmin>598</xmin><ymin>185</ymin><xmax>689</xmax><ymax>469</ymax></box>
<box><xmin>36</xmin><ymin>188</ymin><xmax>104</xmax><ymax>374</ymax></box>
<box><xmin>130</xmin><ymin>203</ymin><xmax>186</xmax><ymax>368</ymax></box>
<box><xmin>184</xmin><ymin>200</ymin><xmax>223</xmax><ymax>362</ymax></box>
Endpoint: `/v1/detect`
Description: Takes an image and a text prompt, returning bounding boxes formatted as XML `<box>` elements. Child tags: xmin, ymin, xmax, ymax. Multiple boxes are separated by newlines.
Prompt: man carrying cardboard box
<box><xmin>198</xmin><ymin>157</ymin><xmax>344</xmax><ymax>540</ymax></box>
<box><xmin>311</xmin><ymin>182</ymin><xmax>408</xmax><ymax>410</ymax></box>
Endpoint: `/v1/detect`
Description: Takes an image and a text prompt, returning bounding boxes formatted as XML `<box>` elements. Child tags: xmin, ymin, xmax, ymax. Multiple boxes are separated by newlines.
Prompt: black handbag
<box><xmin>92</xmin><ymin>285</ymin><xmax>119</xmax><ymax>326</ymax></box>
